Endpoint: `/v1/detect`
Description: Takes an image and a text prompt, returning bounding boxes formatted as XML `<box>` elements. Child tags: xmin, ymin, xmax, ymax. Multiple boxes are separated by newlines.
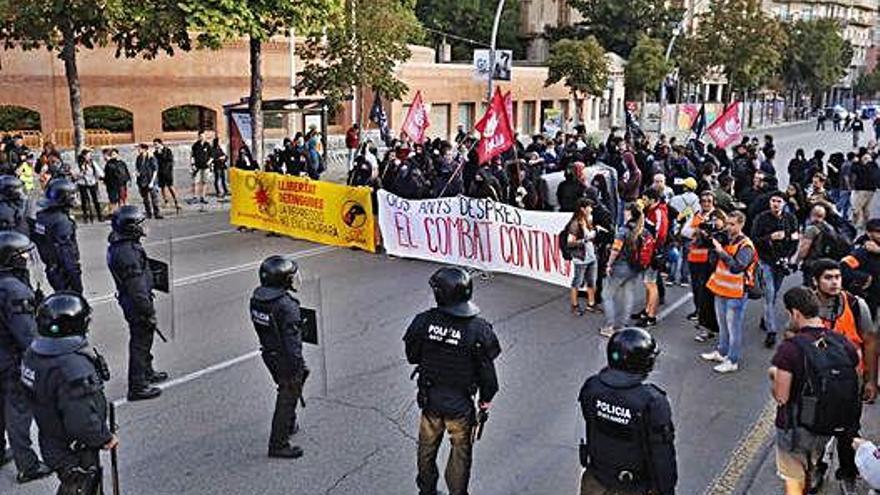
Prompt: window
<box><xmin>458</xmin><ymin>103</ymin><xmax>475</xmax><ymax>132</ymax></box>
<box><xmin>0</xmin><ymin>106</ymin><xmax>40</xmax><ymax>131</ymax></box>
<box><xmin>162</xmin><ymin>105</ymin><xmax>217</xmax><ymax>132</ymax></box>
<box><xmin>84</xmin><ymin>106</ymin><xmax>133</xmax><ymax>133</ymax></box>
<box><xmin>522</xmin><ymin>101</ymin><xmax>536</xmax><ymax>135</ymax></box>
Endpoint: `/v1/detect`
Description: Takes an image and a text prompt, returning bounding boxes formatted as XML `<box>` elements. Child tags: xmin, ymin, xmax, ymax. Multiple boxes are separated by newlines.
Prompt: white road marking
<box><xmin>656</xmin><ymin>293</ymin><xmax>694</xmax><ymax>321</ymax></box>
<box><xmin>143</xmin><ymin>228</ymin><xmax>235</xmax><ymax>247</ymax></box>
<box><xmin>89</xmin><ymin>245</ymin><xmax>337</xmax><ymax>306</ymax></box>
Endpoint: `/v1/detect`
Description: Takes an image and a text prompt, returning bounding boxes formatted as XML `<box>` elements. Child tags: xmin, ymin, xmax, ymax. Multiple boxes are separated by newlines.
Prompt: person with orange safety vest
<box><xmin>680</xmin><ymin>191</ymin><xmax>723</xmax><ymax>342</ymax></box>
<box><xmin>811</xmin><ymin>258</ymin><xmax>877</xmax><ymax>494</ymax></box>
<box><xmin>841</xmin><ymin>218</ymin><xmax>880</xmax><ymax>317</ymax></box>
<box><xmin>699</xmin><ymin>211</ymin><xmax>757</xmax><ymax>374</ymax></box>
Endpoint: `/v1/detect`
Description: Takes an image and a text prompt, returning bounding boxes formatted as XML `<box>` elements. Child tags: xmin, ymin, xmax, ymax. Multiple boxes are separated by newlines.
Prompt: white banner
<box><xmin>377</xmin><ymin>190</ymin><xmax>574</xmax><ymax>287</ymax></box>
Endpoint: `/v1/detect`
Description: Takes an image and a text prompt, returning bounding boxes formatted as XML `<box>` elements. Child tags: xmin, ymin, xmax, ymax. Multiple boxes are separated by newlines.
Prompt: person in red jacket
<box><xmin>632</xmin><ymin>188</ymin><xmax>668</xmax><ymax>327</ymax></box>
<box><xmin>345</xmin><ymin>123</ymin><xmax>360</xmax><ymax>170</ymax></box>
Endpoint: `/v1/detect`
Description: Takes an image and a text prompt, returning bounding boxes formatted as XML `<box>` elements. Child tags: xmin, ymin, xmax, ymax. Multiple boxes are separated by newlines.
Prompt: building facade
<box><xmin>0</xmin><ymin>39</ymin><xmax>625</xmax><ymax>147</ymax></box>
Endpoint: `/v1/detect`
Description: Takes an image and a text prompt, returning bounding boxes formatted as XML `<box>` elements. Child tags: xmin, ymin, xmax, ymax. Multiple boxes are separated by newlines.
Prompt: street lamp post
<box><xmin>658</xmin><ymin>23</ymin><xmax>683</xmax><ymax>136</ymax></box>
<box><xmin>486</xmin><ymin>0</ymin><xmax>506</xmax><ymax>102</ymax></box>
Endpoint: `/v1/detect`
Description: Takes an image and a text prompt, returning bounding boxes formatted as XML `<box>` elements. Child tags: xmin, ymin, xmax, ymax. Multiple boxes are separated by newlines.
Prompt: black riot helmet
<box><xmin>0</xmin><ymin>230</ymin><xmax>33</xmax><ymax>270</ymax></box>
<box><xmin>44</xmin><ymin>178</ymin><xmax>77</xmax><ymax>208</ymax></box>
<box><xmin>37</xmin><ymin>291</ymin><xmax>92</xmax><ymax>338</ymax></box>
<box><xmin>0</xmin><ymin>175</ymin><xmax>24</xmax><ymax>201</ymax></box>
<box><xmin>259</xmin><ymin>255</ymin><xmax>301</xmax><ymax>290</ymax></box>
<box><xmin>111</xmin><ymin>205</ymin><xmax>147</xmax><ymax>238</ymax></box>
<box><xmin>607</xmin><ymin>327</ymin><xmax>660</xmax><ymax>375</ymax></box>
<box><xmin>429</xmin><ymin>267</ymin><xmax>479</xmax><ymax>317</ymax></box>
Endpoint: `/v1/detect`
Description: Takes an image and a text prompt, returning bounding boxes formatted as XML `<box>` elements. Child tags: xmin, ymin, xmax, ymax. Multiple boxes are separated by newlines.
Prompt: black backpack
<box><xmin>793</xmin><ymin>331</ymin><xmax>861</xmax><ymax>436</ymax></box>
<box><xmin>560</xmin><ymin>220</ymin><xmax>576</xmax><ymax>261</ymax></box>
<box><xmin>814</xmin><ymin>223</ymin><xmax>852</xmax><ymax>260</ymax></box>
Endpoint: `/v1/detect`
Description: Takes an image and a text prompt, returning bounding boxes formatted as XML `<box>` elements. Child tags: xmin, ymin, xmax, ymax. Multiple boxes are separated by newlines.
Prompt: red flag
<box><xmin>475</xmin><ymin>88</ymin><xmax>515</xmax><ymax>164</ymax></box>
<box><xmin>706</xmin><ymin>102</ymin><xmax>742</xmax><ymax>149</ymax></box>
<box><xmin>401</xmin><ymin>91</ymin><xmax>430</xmax><ymax>144</ymax></box>
<box><xmin>503</xmin><ymin>91</ymin><xmax>514</xmax><ymax>129</ymax></box>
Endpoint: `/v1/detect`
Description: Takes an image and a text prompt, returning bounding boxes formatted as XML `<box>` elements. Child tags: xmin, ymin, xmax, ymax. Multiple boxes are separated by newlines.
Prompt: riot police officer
<box><xmin>0</xmin><ymin>231</ymin><xmax>51</xmax><ymax>482</ymax></box>
<box><xmin>0</xmin><ymin>175</ymin><xmax>31</xmax><ymax>235</ymax></box>
<box><xmin>20</xmin><ymin>292</ymin><xmax>117</xmax><ymax>494</ymax></box>
<box><xmin>249</xmin><ymin>255</ymin><xmax>307</xmax><ymax>459</ymax></box>
<box><xmin>578</xmin><ymin>328</ymin><xmax>677</xmax><ymax>495</ymax></box>
<box><xmin>32</xmin><ymin>178</ymin><xmax>83</xmax><ymax>293</ymax></box>
<box><xmin>107</xmin><ymin>206</ymin><xmax>167</xmax><ymax>401</ymax></box>
<box><xmin>403</xmin><ymin>267</ymin><xmax>501</xmax><ymax>495</ymax></box>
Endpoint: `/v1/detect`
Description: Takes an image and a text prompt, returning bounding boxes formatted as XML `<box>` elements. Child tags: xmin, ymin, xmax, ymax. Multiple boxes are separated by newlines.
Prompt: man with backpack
<box><xmin>770</xmin><ymin>287</ymin><xmax>861</xmax><ymax>495</ymax></box>
<box><xmin>751</xmin><ymin>191</ymin><xmax>800</xmax><ymax>348</ymax></box>
<box><xmin>578</xmin><ymin>328</ymin><xmax>677</xmax><ymax>495</ymax></box>
<box><xmin>700</xmin><ymin>211</ymin><xmax>756</xmax><ymax>374</ymax></box>
<box><xmin>797</xmin><ymin>205</ymin><xmax>852</xmax><ymax>284</ymax></box>
<box><xmin>811</xmin><ymin>258</ymin><xmax>877</xmax><ymax>494</ymax></box>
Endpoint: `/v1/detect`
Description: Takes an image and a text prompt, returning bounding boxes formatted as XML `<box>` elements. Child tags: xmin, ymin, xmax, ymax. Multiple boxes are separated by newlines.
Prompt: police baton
<box><xmin>109</xmin><ymin>402</ymin><xmax>121</xmax><ymax>495</ymax></box>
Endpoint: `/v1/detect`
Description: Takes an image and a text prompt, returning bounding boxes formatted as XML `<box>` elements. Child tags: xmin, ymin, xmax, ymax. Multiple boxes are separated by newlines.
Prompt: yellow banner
<box><xmin>229</xmin><ymin>169</ymin><xmax>375</xmax><ymax>252</ymax></box>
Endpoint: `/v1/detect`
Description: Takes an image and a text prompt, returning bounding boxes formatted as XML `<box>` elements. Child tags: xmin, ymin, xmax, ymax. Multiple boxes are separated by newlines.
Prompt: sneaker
<box><xmin>639</xmin><ymin>316</ymin><xmax>657</xmax><ymax>327</ymax></box>
<box><xmin>664</xmin><ymin>279</ymin><xmax>674</xmax><ymax>286</ymax></box>
<box><xmin>694</xmin><ymin>329</ymin><xmax>713</xmax><ymax>343</ymax></box>
<box><xmin>268</xmin><ymin>444</ymin><xmax>304</xmax><ymax>459</ymax></box>
<box><xmin>686</xmin><ymin>312</ymin><xmax>699</xmax><ymax>322</ymax></box>
<box><xmin>599</xmin><ymin>326</ymin><xmax>616</xmax><ymax>338</ymax></box>
<box><xmin>713</xmin><ymin>359</ymin><xmax>739</xmax><ymax>374</ymax></box>
<box><xmin>16</xmin><ymin>462</ymin><xmax>52</xmax><ymax>484</ymax></box>
<box><xmin>679</xmin><ymin>281</ymin><xmax>690</xmax><ymax>287</ymax></box>
<box><xmin>630</xmin><ymin>310</ymin><xmax>647</xmax><ymax>321</ymax></box>
<box><xmin>701</xmin><ymin>350</ymin><xmax>725</xmax><ymax>362</ymax></box>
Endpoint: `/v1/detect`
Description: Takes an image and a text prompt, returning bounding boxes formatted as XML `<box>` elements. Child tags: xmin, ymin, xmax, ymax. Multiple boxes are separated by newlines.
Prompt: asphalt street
<box><xmin>1</xmin><ymin>122</ymin><xmax>874</xmax><ymax>495</ymax></box>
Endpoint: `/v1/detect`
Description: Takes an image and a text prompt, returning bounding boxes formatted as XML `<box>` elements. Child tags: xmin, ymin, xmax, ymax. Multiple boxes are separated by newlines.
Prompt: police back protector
<box><xmin>418</xmin><ymin>310</ymin><xmax>480</xmax><ymax>395</ymax></box>
<box><xmin>582</xmin><ymin>375</ymin><xmax>658</xmax><ymax>491</ymax></box>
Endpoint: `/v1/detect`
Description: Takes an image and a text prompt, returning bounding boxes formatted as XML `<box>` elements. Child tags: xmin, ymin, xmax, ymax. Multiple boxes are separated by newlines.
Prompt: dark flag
<box><xmin>691</xmin><ymin>103</ymin><xmax>707</xmax><ymax>139</ymax></box>
<box><xmin>369</xmin><ymin>90</ymin><xmax>391</xmax><ymax>145</ymax></box>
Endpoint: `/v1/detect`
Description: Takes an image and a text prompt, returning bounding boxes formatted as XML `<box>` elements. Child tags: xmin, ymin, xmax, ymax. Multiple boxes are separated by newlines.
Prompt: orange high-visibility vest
<box><xmin>687</xmin><ymin>213</ymin><xmax>709</xmax><ymax>263</ymax></box>
<box><xmin>707</xmin><ymin>236</ymin><xmax>756</xmax><ymax>298</ymax></box>
<box><xmin>821</xmin><ymin>291</ymin><xmax>865</xmax><ymax>373</ymax></box>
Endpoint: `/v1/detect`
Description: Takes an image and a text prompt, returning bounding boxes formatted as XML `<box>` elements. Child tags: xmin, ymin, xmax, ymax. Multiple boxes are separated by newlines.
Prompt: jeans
<box><xmin>715</xmin><ymin>295</ymin><xmax>748</xmax><ymax>364</ymax></box>
<box><xmin>836</xmin><ymin>190</ymin><xmax>852</xmax><ymax>222</ymax></box>
<box><xmin>138</xmin><ymin>186</ymin><xmax>160</xmax><ymax>218</ymax></box>
<box><xmin>213</xmin><ymin>166</ymin><xmax>228</xmax><ymax>197</ymax></box>
<box><xmin>417</xmin><ymin>412</ymin><xmax>473</xmax><ymax>495</ymax></box>
<box><xmin>77</xmin><ymin>185</ymin><xmax>102</xmax><ymax>222</ymax></box>
<box><xmin>602</xmin><ymin>264</ymin><xmax>640</xmax><ymax>328</ymax></box>
<box><xmin>759</xmin><ymin>262</ymin><xmax>786</xmax><ymax>335</ymax></box>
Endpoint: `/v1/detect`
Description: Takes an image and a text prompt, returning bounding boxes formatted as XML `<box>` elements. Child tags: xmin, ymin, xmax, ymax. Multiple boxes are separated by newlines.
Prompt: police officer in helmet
<box><xmin>578</xmin><ymin>328</ymin><xmax>677</xmax><ymax>495</ymax></box>
<box><xmin>20</xmin><ymin>292</ymin><xmax>117</xmax><ymax>494</ymax></box>
<box><xmin>250</xmin><ymin>255</ymin><xmax>308</xmax><ymax>459</ymax></box>
<box><xmin>107</xmin><ymin>205</ymin><xmax>167</xmax><ymax>401</ymax></box>
<box><xmin>0</xmin><ymin>231</ymin><xmax>52</xmax><ymax>483</ymax></box>
<box><xmin>404</xmin><ymin>266</ymin><xmax>501</xmax><ymax>495</ymax></box>
<box><xmin>0</xmin><ymin>175</ymin><xmax>31</xmax><ymax>235</ymax></box>
<box><xmin>32</xmin><ymin>178</ymin><xmax>83</xmax><ymax>293</ymax></box>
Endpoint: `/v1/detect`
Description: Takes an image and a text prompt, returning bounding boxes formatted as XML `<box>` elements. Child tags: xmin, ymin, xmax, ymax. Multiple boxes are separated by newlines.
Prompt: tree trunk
<box><xmin>61</xmin><ymin>34</ymin><xmax>85</xmax><ymax>155</ymax></box>
<box><xmin>572</xmin><ymin>91</ymin><xmax>583</xmax><ymax>125</ymax></box>
<box><xmin>249</xmin><ymin>37</ymin><xmax>264</xmax><ymax>167</ymax></box>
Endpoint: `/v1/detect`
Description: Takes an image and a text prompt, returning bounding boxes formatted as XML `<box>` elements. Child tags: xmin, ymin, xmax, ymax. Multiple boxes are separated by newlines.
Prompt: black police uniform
<box><xmin>404</xmin><ymin>308</ymin><xmax>500</xmax><ymax>495</ymax></box>
<box><xmin>578</xmin><ymin>368</ymin><xmax>677</xmax><ymax>495</ymax></box>
<box><xmin>0</xmin><ymin>269</ymin><xmax>44</xmax><ymax>476</ymax></box>
<box><xmin>249</xmin><ymin>285</ymin><xmax>306</xmax><ymax>454</ymax></box>
<box><xmin>0</xmin><ymin>177</ymin><xmax>31</xmax><ymax>235</ymax></box>
<box><xmin>21</xmin><ymin>335</ymin><xmax>111</xmax><ymax>494</ymax></box>
<box><xmin>107</xmin><ymin>230</ymin><xmax>161</xmax><ymax>395</ymax></box>
<box><xmin>33</xmin><ymin>207</ymin><xmax>82</xmax><ymax>294</ymax></box>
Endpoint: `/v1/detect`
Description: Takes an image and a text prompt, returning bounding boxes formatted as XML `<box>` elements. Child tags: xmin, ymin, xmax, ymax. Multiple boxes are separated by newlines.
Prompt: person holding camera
<box><xmin>700</xmin><ymin>211</ymin><xmax>757</xmax><ymax>374</ymax></box>
<box><xmin>681</xmin><ymin>191</ymin><xmax>723</xmax><ymax>342</ymax></box>
<box><xmin>751</xmin><ymin>191</ymin><xmax>799</xmax><ymax>348</ymax></box>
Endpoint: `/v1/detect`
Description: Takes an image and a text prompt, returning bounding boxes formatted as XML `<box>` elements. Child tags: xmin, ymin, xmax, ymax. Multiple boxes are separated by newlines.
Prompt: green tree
<box><xmin>415</xmin><ymin>0</ymin><xmax>523</xmax><ymax>61</ymax></box>
<box><xmin>545</xmin><ymin>37</ymin><xmax>608</xmax><ymax>123</ymax></box>
<box><xmin>625</xmin><ymin>35</ymin><xmax>672</xmax><ymax>101</ymax></box>
<box><xmin>0</xmin><ymin>0</ymin><xmax>120</xmax><ymax>154</ymax></box>
<box><xmin>682</xmin><ymin>0</ymin><xmax>787</xmax><ymax>100</ymax></box>
<box><xmin>855</xmin><ymin>70</ymin><xmax>880</xmax><ymax>98</ymax></box>
<box><xmin>562</xmin><ymin>0</ymin><xmax>683</xmax><ymax>58</ymax></box>
<box><xmin>297</xmin><ymin>0</ymin><xmax>422</xmax><ymax>123</ymax></box>
<box><xmin>781</xmin><ymin>19</ymin><xmax>851</xmax><ymax>106</ymax></box>
<box><xmin>182</xmin><ymin>0</ymin><xmax>338</xmax><ymax>166</ymax></box>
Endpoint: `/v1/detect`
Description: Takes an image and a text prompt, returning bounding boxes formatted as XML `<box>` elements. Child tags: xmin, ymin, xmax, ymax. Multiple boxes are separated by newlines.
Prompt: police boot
<box><xmin>16</xmin><ymin>461</ymin><xmax>52</xmax><ymax>484</ymax></box>
<box><xmin>268</xmin><ymin>444</ymin><xmax>303</xmax><ymax>459</ymax></box>
<box><xmin>127</xmin><ymin>384</ymin><xmax>162</xmax><ymax>401</ymax></box>
<box><xmin>147</xmin><ymin>370</ymin><xmax>169</xmax><ymax>384</ymax></box>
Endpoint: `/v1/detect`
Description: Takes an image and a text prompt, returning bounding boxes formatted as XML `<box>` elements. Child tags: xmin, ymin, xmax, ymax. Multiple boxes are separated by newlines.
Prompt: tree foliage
<box><xmin>625</xmin><ymin>35</ymin><xmax>672</xmax><ymax>100</ymax></box>
<box><xmin>415</xmin><ymin>0</ymin><xmax>523</xmax><ymax>61</ymax></box>
<box><xmin>781</xmin><ymin>19</ymin><xmax>851</xmax><ymax>95</ymax></box>
<box><xmin>297</xmin><ymin>0</ymin><xmax>423</xmax><ymax>109</ymax></box>
<box><xmin>545</xmin><ymin>37</ymin><xmax>608</xmax><ymax>121</ymax></box>
<box><xmin>678</xmin><ymin>0</ymin><xmax>787</xmax><ymax>98</ymax></box>
<box><xmin>562</xmin><ymin>0</ymin><xmax>683</xmax><ymax>58</ymax></box>
<box><xmin>855</xmin><ymin>70</ymin><xmax>880</xmax><ymax>98</ymax></box>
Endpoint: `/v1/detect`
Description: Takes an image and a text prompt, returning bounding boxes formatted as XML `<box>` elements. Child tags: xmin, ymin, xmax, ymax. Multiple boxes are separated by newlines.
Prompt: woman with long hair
<box><xmin>567</xmin><ymin>198</ymin><xmax>599</xmax><ymax>315</ymax></box>
<box><xmin>599</xmin><ymin>203</ymin><xmax>647</xmax><ymax>337</ymax></box>
<box><xmin>73</xmin><ymin>148</ymin><xmax>103</xmax><ymax>223</ymax></box>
